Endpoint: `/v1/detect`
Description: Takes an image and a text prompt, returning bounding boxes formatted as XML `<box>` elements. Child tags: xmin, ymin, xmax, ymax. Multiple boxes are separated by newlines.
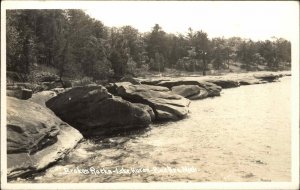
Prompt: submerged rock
<box><xmin>7</xmin><ymin>97</ymin><xmax>82</xmax><ymax>179</ymax></box>
<box><xmin>111</xmin><ymin>83</ymin><xmax>190</xmax><ymax>121</ymax></box>
<box><xmin>46</xmin><ymin>86</ymin><xmax>152</xmax><ymax>137</ymax></box>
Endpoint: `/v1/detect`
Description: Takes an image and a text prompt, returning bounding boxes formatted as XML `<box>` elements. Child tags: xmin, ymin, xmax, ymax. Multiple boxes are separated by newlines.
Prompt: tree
<box><xmin>274</xmin><ymin>38</ymin><xmax>291</xmax><ymax>67</ymax></box>
<box><xmin>7</xmin><ymin>10</ymin><xmax>37</xmax><ymax>75</ymax></box>
<box><xmin>7</xmin><ymin>10</ymin><xmax>23</xmax><ymax>74</ymax></box>
<box><xmin>211</xmin><ymin>37</ymin><xmax>234</xmax><ymax>70</ymax></box>
<box><xmin>108</xmin><ymin>27</ymin><xmax>130</xmax><ymax>78</ymax></box>
<box><xmin>6</xmin><ymin>9</ymin><xmax>291</xmax><ymax>82</ymax></box>
<box><xmin>120</xmin><ymin>26</ymin><xmax>144</xmax><ymax>67</ymax></box>
<box><xmin>145</xmin><ymin>24</ymin><xmax>168</xmax><ymax>71</ymax></box>
<box><xmin>188</xmin><ymin>29</ymin><xmax>210</xmax><ymax>75</ymax></box>
<box><xmin>65</xmin><ymin>10</ymin><xmax>109</xmax><ymax>79</ymax></box>
<box><xmin>167</xmin><ymin>34</ymin><xmax>189</xmax><ymax>68</ymax></box>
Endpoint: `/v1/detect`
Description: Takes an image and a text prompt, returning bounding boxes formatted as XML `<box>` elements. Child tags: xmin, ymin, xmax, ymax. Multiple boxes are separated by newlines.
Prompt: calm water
<box><xmin>18</xmin><ymin>77</ymin><xmax>291</xmax><ymax>182</ymax></box>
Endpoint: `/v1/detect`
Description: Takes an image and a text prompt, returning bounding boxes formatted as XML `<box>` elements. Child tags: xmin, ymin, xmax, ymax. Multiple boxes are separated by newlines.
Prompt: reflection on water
<box><xmin>20</xmin><ymin>77</ymin><xmax>291</xmax><ymax>182</ymax></box>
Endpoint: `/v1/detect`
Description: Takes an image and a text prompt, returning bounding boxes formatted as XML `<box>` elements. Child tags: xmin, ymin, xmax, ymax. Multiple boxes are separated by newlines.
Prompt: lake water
<box><xmin>20</xmin><ymin>77</ymin><xmax>291</xmax><ymax>182</ymax></box>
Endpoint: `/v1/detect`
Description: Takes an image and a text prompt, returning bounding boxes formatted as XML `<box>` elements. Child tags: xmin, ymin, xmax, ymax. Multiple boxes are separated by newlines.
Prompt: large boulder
<box><xmin>7</xmin><ymin>88</ymin><xmax>33</xmax><ymax>100</ymax></box>
<box><xmin>7</xmin><ymin>82</ymin><xmax>46</xmax><ymax>93</ymax></box>
<box><xmin>46</xmin><ymin>86</ymin><xmax>152</xmax><ymax>137</ymax></box>
<box><xmin>196</xmin><ymin>81</ymin><xmax>222</xmax><ymax>97</ymax></box>
<box><xmin>7</xmin><ymin>97</ymin><xmax>82</xmax><ymax>179</ymax></box>
<box><xmin>188</xmin><ymin>87</ymin><xmax>209</xmax><ymax>100</ymax></box>
<box><xmin>110</xmin><ymin>83</ymin><xmax>190</xmax><ymax>121</ymax></box>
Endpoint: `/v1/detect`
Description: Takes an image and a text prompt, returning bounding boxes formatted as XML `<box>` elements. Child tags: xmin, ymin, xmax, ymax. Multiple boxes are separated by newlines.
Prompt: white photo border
<box><xmin>1</xmin><ymin>1</ymin><xmax>299</xmax><ymax>189</ymax></box>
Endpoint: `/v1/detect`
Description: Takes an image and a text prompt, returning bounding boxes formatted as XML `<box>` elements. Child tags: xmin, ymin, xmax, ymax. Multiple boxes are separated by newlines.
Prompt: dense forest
<box><xmin>7</xmin><ymin>9</ymin><xmax>291</xmax><ymax>82</ymax></box>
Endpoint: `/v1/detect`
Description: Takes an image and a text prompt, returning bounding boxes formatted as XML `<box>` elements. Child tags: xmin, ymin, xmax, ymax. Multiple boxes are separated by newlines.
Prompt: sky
<box><xmin>84</xmin><ymin>1</ymin><xmax>298</xmax><ymax>41</ymax></box>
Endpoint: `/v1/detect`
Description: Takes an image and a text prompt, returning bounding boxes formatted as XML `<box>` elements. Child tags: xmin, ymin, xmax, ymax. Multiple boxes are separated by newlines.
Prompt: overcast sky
<box><xmin>85</xmin><ymin>1</ymin><xmax>298</xmax><ymax>41</ymax></box>
<box><xmin>2</xmin><ymin>1</ymin><xmax>298</xmax><ymax>41</ymax></box>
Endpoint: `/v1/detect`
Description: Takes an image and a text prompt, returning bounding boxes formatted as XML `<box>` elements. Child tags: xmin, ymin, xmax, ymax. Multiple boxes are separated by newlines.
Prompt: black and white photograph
<box><xmin>1</xmin><ymin>1</ymin><xmax>299</xmax><ymax>189</ymax></box>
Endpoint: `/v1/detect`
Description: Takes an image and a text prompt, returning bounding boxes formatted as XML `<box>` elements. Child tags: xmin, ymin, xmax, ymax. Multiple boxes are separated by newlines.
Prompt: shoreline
<box><xmin>6</xmin><ymin>70</ymin><xmax>291</xmax><ymax>181</ymax></box>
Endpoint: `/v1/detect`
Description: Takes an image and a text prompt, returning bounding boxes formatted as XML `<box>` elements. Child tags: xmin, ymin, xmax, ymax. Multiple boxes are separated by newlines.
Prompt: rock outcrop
<box><xmin>171</xmin><ymin>85</ymin><xmax>201</xmax><ymax>97</ymax></box>
<box><xmin>109</xmin><ymin>83</ymin><xmax>190</xmax><ymax>121</ymax></box>
<box><xmin>253</xmin><ymin>73</ymin><xmax>279</xmax><ymax>82</ymax></box>
<box><xmin>171</xmin><ymin>85</ymin><xmax>210</xmax><ymax>100</ymax></box>
<box><xmin>238</xmin><ymin>78</ymin><xmax>267</xmax><ymax>85</ymax></box>
<box><xmin>7</xmin><ymin>97</ymin><xmax>83</xmax><ymax>179</ymax></box>
<box><xmin>7</xmin><ymin>88</ymin><xmax>33</xmax><ymax>100</ymax></box>
<box><xmin>195</xmin><ymin>81</ymin><xmax>222</xmax><ymax>97</ymax></box>
<box><xmin>46</xmin><ymin>86</ymin><xmax>153</xmax><ymax>137</ymax></box>
<box><xmin>205</xmin><ymin>79</ymin><xmax>240</xmax><ymax>88</ymax></box>
<box><xmin>188</xmin><ymin>87</ymin><xmax>209</xmax><ymax>100</ymax></box>
<box><xmin>140</xmin><ymin>79</ymin><xmax>222</xmax><ymax>97</ymax></box>
<box><xmin>29</xmin><ymin>91</ymin><xmax>57</xmax><ymax>106</ymax></box>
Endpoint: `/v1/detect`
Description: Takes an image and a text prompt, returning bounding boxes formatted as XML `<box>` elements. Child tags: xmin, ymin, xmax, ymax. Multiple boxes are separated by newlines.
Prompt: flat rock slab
<box><xmin>7</xmin><ymin>97</ymin><xmax>82</xmax><ymax>179</ymax></box>
<box><xmin>204</xmin><ymin>79</ymin><xmax>240</xmax><ymax>88</ymax></box>
<box><xmin>46</xmin><ymin>86</ymin><xmax>153</xmax><ymax>137</ymax></box>
<box><xmin>253</xmin><ymin>73</ymin><xmax>280</xmax><ymax>82</ymax></box>
<box><xmin>171</xmin><ymin>85</ymin><xmax>201</xmax><ymax>97</ymax></box>
<box><xmin>111</xmin><ymin>83</ymin><xmax>190</xmax><ymax>121</ymax></box>
<box><xmin>141</xmin><ymin>80</ymin><xmax>222</xmax><ymax>97</ymax></box>
<box><xmin>139</xmin><ymin>71</ymin><xmax>288</xmax><ymax>92</ymax></box>
<box><xmin>238</xmin><ymin>78</ymin><xmax>266</xmax><ymax>85</ymax></box>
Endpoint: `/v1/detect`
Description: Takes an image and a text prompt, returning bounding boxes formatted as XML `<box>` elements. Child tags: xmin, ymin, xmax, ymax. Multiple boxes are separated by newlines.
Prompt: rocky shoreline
<box><xmin>6</xmin><ymin>71</ymin><xmax>291</xmax><ymax>180</ymax></box>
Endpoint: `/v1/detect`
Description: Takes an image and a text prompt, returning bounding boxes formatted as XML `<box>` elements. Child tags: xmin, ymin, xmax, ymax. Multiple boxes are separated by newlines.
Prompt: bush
<box><xmin>133</xmin><ymin>64</ymin><xmax>149</xmax><ymax>77</ymax></box>
<box><xmin>81</xmin><ymin>77</ymin><xmax>94</xmax><ymax>85</ymax></box>
<box><xmin>72</xmin><ymin>77</ymin><xmax>95</xmax><ymax>87</ymax></box>
<box><xmin>7</xmin><ymin>71</ymin><xmax>28</xmax><ymax>83</ymax></box>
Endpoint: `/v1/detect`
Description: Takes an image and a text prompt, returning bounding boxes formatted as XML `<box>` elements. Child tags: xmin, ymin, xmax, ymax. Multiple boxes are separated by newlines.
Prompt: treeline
<box><xmin>7</xmin><ymin>9</ymin><xmax>291</xmax><ymax>81</ymax></box>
